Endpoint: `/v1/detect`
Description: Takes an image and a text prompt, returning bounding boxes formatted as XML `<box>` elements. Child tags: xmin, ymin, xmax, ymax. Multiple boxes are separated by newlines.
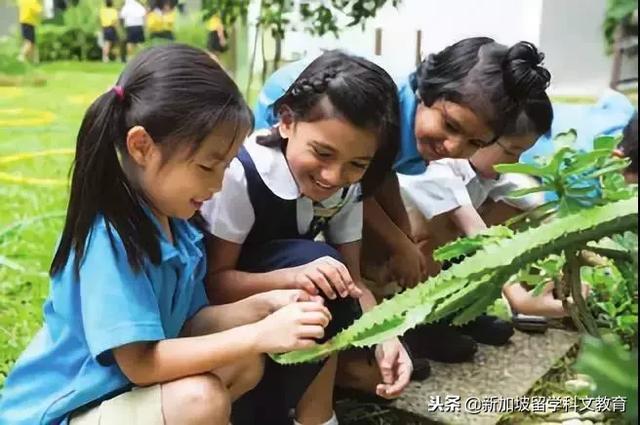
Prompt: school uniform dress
<box><xmin>201</xmin><ymin>131</ymin><xmax>363</xmax><ymax>424</ymax></box>
<box><xmin>0</xmin><ymin>215</ymin><xmax>209</xmax><ymax>425</ymax></box>
<box><xmin>18</xmin><ymin>0</ymin><xmax>42</xmax><ymax>43</ymax></box>
<box><xmin>120</xmin><ymin>0</ymin><xmax>146</xmax><ymax>44</ymax></box>
<box><xmin>100</xmin><ymin>7</ymin><xmax>119</xmax><ymax>43</ymax></box>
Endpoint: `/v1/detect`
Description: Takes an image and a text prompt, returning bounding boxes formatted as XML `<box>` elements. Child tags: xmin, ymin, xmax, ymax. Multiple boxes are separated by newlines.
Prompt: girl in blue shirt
<box><xmin>0</xmin><ymin>44</ymin><xmax>331</xmax><ymax>425</ymax></box>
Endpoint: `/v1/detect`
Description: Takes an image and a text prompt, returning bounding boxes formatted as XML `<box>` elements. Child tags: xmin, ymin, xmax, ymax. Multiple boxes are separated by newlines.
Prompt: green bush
<box><xmin>0</xmin><ymin>35</ymin><xmax>30</xmax><ymax>75</ymax></box>
<box><xmin>174</xmin><ymin>11</ymin><xmax>209</xmax><ymax>49</ymax></box>
<box><xmin>37</xmin><ymin>0</ymin><xmax>102</xmax><ymax>62</ymax></box>
<box><xmin>38</xmin><ymin>25</ymin><xmax>101</xmax><ymax>62</ymax></box>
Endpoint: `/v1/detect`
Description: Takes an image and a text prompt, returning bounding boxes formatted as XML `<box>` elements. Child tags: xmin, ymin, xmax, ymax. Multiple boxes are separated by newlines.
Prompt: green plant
<box><xmin>273</xmin><ymin>197</ymin><xmax>638</xmax><ymax>364</ymax></box>
<box><xmin>172</xmin><ymin>11</ymin><xmax>209</xmax><ymax>49</ymax></box>
<box><xmin>494</xmin><ymin>130</ymin><xmax>636</xmax><ymax>226</ymax></box>
<box><xmin>272</xmin><ymin>129</ymin><xmax>638</xmax><ymax>364</ymax></box>
<box><xmin>581</xmin><ymin>233</ymin><xmax>638</xmax><ymax>347</ymax></box>
<box><xmin>575</xmin><ymin>334</ymin><xmax>638</xmax><ymax>423</ymax></box>
<box><xmin>0</xmin><ymin>33</ymin><xmax>31</xmax><ymax>76</ymax></box>
<box><xmin>603</xmin><ymin>0</ymin><xmax>638</xmax><ymax>54</ymax></box>
<box><xmin>37</xmin><ymin>0</ymin><xmax>102</xmax><ymax>62</ymax></box>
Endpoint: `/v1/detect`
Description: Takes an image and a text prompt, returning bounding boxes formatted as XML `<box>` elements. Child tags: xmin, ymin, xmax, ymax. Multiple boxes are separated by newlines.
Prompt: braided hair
<box><xmin>258</xmin><ymin>50</ymin><xmax>400</xmax><ymax>197</ymax></box>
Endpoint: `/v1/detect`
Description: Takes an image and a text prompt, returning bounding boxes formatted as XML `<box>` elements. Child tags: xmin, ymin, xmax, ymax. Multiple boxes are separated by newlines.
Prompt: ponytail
<box><xmin>50</xmin><ymin>44</ymin><xmax>252</xmax><ymax>278</ymax></box>
<box><xmin>50</xmin><ymin>87</ymin><xmax>160</xmax><ymax>278</ymax></box>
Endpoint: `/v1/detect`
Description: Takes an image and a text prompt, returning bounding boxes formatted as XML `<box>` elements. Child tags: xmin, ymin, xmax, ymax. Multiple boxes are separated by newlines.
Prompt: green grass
<box><xmin>0</xmin><ymin>61</ymin><xmax>123</xmax><ymax>386</ymax></box>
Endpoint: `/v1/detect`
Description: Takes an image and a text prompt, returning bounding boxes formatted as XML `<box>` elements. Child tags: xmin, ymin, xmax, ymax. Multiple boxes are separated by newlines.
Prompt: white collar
<box><xmin>244</xmin><ymin>130</ymin><xmax>301</xmax><ymax>200</ymax></box>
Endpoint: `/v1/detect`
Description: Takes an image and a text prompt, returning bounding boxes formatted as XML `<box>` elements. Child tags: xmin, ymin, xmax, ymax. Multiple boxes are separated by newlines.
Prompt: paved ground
<box><xmin>336</xmin><ymin>328</ymin><xmax>580</xmax><ymax>425</ymax></box>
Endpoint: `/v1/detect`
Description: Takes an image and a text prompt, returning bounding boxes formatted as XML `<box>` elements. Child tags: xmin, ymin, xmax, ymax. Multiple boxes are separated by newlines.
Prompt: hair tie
<box><xmin>112</xmin><ymin>85</ymin><xmax>125</xmax><ymax>102</ymax></box>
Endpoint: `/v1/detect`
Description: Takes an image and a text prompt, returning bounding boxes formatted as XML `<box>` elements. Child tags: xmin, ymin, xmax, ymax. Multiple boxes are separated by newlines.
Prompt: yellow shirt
<box><xmin>161</xmin><ymin>9</ymin><xmax>176</xmax><ymax>32</ymax></box>
<box><xmin>207</xmin><ymin>15</ymin><xmax>223</xmax><ymax>32</ymax></box>
<box><xmin>100</xmin><ymin>7</ymin><xmax>118</xmax><ymax>28</ymax></box>
<box><xmin>147</xmin><ymin>9</ymin><xmax>175</xmax><ymax>33</ymax></box>
<box><xmin>146</xmin><ymin>10</ymin><xmax>163</xmax><ymax>33</ymax></box>
<box><xmin>18</xmin><ymin>0</ymin><xmax>42</xmax><ymax>26</ymax></box>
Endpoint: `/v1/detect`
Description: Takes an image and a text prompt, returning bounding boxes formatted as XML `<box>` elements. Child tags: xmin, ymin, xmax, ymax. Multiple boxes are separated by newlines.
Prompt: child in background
<box><xmin>202</xmin><ymin>50</ymin><xmax>412</xmax><ymax>425</ymax></box>
<box><xmin>148</xmin><ymin>0</ymin><xmax>176</xmax><ymax>41</ymax></box>
<box><xmin>120</xmin><ymin>0</ymin><xmax>147</xmax><ymax>58</ymax></box>
<box><xmin>206</xmin><ymin>13</ymin><xmax>228</xmax><ymax>55</ymax></box>
<box><xmin>100</xmin><ymin>0</ymin><xmax>119</xmax><ymax>63</ymax></box>
<box><xmin>400</xmin><ymin>93</ymin><xmax>554</xmax><ymax>264</ymax></box>
<box><xmin>0</xmin><ymin>44</ymin><xmax>331</xmax><ymax>425</ymax></box>
<box><xmin>17</xmin><ymin>0</ymin><xmax>42</xmax><ymax>63</ymax></box>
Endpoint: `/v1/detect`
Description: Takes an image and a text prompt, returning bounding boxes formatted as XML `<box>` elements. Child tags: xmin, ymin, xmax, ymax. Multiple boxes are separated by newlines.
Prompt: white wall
<box><xmin>250</xmin><ymin>0</ymin><xmax>634</xmax><ymax>96</ymax></box>
<box><xmin>258</xmin><ymin>0</ymin><xmax>544</xmax><ymax>79</ymax></box>
<box><xmin>538</xmin><ymin>0</ymin><xmax>635</xmax><ymax>95</ymax></box>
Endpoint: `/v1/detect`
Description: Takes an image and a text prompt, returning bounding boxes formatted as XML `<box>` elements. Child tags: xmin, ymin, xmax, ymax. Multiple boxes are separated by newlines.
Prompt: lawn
<box><xmin>0</xmin><ymin>62</ymin><xmax>123</xmax><ymax>385</ymax></box>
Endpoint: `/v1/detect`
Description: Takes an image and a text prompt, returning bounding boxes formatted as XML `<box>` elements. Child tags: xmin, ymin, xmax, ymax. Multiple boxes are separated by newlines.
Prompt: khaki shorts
<box><xmin>70</xmin><ymin>385</ymin><xmax>163</xmax><ymax>425</ymax></box>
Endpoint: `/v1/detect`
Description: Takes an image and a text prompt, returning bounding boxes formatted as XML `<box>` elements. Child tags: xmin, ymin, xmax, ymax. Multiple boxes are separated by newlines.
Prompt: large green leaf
<box><xmin>433</xmin><ymin>226</ymin><xmax>513</xmax><ymax>262</ymax></box>
<box><xmin>272</xmin><ymin>198</ymin><xmax>638</xmax><ymax>364</ymax></box>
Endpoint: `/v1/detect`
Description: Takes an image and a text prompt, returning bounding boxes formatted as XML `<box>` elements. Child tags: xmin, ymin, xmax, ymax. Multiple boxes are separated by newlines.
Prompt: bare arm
<box><xmin>363</xmin><ymin>197</ymin><xmax>414</xmax><ymax>253</ymax></box>
<box><xmin>182</xmin><ymin>296</ymin><xmax>271</xmax><ymax>336</ymax></box>
<box><xmin>114</xmin><ymin>298</ymin><xmax>331</xmax><ymax>386</ymax></box>
<box><xmin>113</xmin><ymin>323</ymin><xmax>262</xmax><ymax>386</ymax></box>
<box><xmin>502</xmin><ymin>282</ymin><xmax>566</xmax><ymax>318</ymax></box>
<box><xmin>449</xmin><ymin>204</ymin><xmax>487</xmax><ymax>236</ymax></box>
<box><xmin>373</xmin><ymin>173</ymin><xmax>412</xmax><ymax>236</ymax></box>
<box><xmin>335</xmin><ymin>241</ymin><xmax>377</xmax><ymax>312</ymax></box>
<box><xmin>206</xmin><ymin>236</ymin><xmax>297</xmax><ymax>303</ymax></box>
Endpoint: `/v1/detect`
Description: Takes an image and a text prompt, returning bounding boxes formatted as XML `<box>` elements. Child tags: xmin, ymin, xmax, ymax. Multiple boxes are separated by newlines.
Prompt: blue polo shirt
<box><xmin>393</xmin><ymin>76</ymin><xmax>427</xmax><ymax>175</ymax></box>
<box><xmin>0</xmin><ymin>215</ymin><xmax>209</xmax><ymax>425</ymax></box>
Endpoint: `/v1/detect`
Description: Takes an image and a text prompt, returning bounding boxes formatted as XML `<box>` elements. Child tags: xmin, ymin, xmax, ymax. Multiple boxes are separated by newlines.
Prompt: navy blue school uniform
<box><xmin>202</xmin><ymin>132</ymin><xmax>363</xmax><ymax>424</ymax></box>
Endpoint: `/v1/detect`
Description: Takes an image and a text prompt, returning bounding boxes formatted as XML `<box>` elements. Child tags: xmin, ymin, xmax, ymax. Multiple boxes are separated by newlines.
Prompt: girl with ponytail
<box><xmin>0</xmin><ymin>44</ymin><xmax>334</xmax><ymax>425</ymax></box>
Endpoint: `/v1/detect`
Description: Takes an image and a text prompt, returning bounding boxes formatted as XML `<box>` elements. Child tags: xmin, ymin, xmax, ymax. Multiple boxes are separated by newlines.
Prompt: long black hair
<box><xmin>50</xmin><ymin>44</ymin><xmax>253</xmax><ymax>278</ymax></box>
<box><xmin>259</xmin><ymin>50</ymin><xmax>400</xmax><ymax>197</ymax></box>
<box><xmin>412</xmin><ymin>37</ymin><xmax>551</xmax><ymax>142</ymax></box>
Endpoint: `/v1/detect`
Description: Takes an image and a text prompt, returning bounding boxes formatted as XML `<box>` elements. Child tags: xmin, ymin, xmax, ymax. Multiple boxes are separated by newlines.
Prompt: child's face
<box><xmin>414</xmin><ymin>99</ymin><xmax>494</xmax><ymax>162</ymax></box>
<box><xmin>470</xmin><ymin>133</ymin><xmax>537</xmax><ymax>179</ymax></box>
<box><xmin>129</xmin><ymin>125</ymin><xmax>243</xmax><ymax>220</ymax></box>
<box><xmin>279</xmin><ymin>117</ymin><xmax>377</xmax><ymax>201</ymax></box>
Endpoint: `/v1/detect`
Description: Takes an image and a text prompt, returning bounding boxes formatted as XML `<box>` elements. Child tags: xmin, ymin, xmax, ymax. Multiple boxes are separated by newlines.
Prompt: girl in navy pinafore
<box><xmin>202</xmin><ymin>50</ymin><xmax>413</xmax><ymax>425</ymax></box>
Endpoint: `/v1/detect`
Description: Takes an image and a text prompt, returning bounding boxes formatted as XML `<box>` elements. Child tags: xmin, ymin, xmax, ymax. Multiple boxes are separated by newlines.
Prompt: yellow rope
<box><xmin>0</xmin><ymin>148</ymin><xmax>74</xmax><ymax>165</ymax></box>
<box><xmin>0</xmin><ymin>108</ymin><xmax>55</xmax><ymax>127</ymax></box>
<box><xmin>0</xmin><ymin>148</ymin><xmax>73</xmax><ymax>186</ymax></box>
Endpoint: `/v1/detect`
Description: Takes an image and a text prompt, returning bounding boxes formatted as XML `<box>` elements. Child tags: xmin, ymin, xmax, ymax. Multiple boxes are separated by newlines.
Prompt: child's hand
<box><xmin>388</xmin><ymin>239</ymin><xmax>427</xmax><ymax>288</ymax></box>
<box><xmin>257</xmin><ymin>289</ymin><xmax>325</xmax><ymax>315</ymax></box>
<box><xmin>374</xmin><ymin>337</ymin><xmax>413</xmax><ymax>399</ymax></box>
<box><xmin>254</xmin><ymin>302</ymin><xmax>331</xmax><ymax>353</ymax></box>
<box><xmin>285</xmin><ymin>256</ymin><xmax>363</xmax><ymax>300</ymax></box>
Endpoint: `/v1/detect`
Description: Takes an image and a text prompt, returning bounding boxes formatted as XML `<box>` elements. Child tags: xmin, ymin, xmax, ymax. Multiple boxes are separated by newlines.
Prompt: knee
<box><xmin>167</xmin><ymin>374</ymin><xmax>231</xmax><ymax>424</ymax></box>
<box><xmin>237</xmin><ymin>355</ymin><xmax>265</xmax><ymax>393</ymax></box>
